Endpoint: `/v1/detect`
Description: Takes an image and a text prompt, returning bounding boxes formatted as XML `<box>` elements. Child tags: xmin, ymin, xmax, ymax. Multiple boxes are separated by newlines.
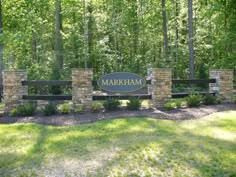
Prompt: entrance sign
<box><xmin>97</xmin><ymin>72</ymin><xmax>146</xmax><ymax>93</ymax></box>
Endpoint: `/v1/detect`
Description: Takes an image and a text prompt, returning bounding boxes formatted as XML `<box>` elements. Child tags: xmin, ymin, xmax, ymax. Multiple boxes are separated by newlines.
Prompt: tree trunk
<box><xmin>55</xmin><ymin>0</ymin><xmax>63</xmax><ymax>69</ymax></box>
<box><xmin>32</xmin><ymin>30</ymin><xmax>38</xmax><ymax>63</ymax></box>
<box><xmin>188</xmin><ymin>0</ymin><xmax>195</xmax><ymax>79</ymax></box>
<box><xmin>88</xmin><ymin>1</ymin><xmax>94</xmax><ymax>68</ymax></box>
<box><xmin>0</xmin><ymin>0</ymin><xmax>3</xmax><ymax>100</ymax></box>
<box><xmin>133</xmin><ymin>0</ymin><xmax>139</xmax><ymax>72</ymax></box>
<box><xmin>175</xmin><ymin>0</ymin><xmax>179</xmax><ymax>78</ymax></box>
<box><xmin>83</xmin><ymin>0</ymin><xmax>89</xmax><ymax>68</ymax></box>
<box><xmin>162</xmin><ymin>0</ymin><xmax>169</xmax><ymax>61</ymax></box>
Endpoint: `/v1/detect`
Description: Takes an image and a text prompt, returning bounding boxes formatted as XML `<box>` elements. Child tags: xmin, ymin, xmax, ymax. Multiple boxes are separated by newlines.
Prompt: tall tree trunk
<box><xmin>175</xmin><ymin>0</ymin><xmax>179</xmax><ymax>78</ymax></box>
<box><xmin>55</xmin><ymin>0</ymin><xmax>63</xmax><ymax>69</ymax></box>
<box><xmin>87</xmin><ymin>1</ymin><xmax>94</xmax><ymax>68</ymax></box>
<box><xmin>133</xmin><ymin>0</ymin><xmax>139</xmax><ymax>72</ymax></box>
<box><xmin>32</xmin><ymin>30</ymin><xmax>38</xmax><ymax>63</ymax></box>
<box><xmin>83</xmin><ymin>0</ymin><xmax>89</xmax><ymax>68</ymax></box>
<box><xmin>188</xmin><ymin>0</ymin><xmax>194</xmax><ymax>79</ymax></box>
<box><xmin>162</xmin><ymin>0</ymin><xmax>169</xmax><ymax>61</ymax></box>
<box><xmin>72</xmin><ymin>12</ymin><xmax>80</xmax><ymax>67</ymax></box>
<box><xmin>0</xmin><ymin>0</ymin><xmax>3</xmax><ymax>100</ymax></box>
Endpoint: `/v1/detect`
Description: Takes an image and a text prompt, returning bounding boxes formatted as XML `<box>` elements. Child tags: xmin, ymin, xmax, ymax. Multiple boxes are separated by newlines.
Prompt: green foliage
<box><xmin>203</xmin><ymin>94</ymin><xmax>217</xmax><ymax>105</ymax></box>
<box><xmin>127</xmin><ymin>98</ymin><xmax>142</xmax><ymax>110</ymax></box>
<box><xmin>185</xmin><ymin>94</ymin><xmax>203</xmax><ymax>107</ymax></box>
<box><xmin>216</xmin><ymin>97</ymin><xmax>223</xmax><ymax>104</ymax></box>
<box><xmin>91</xmin><ymin>102</ymin><xmax>103</xmax><ymax>113</ymax></box>
<box><xmin>164</xmin><ymin>102</ymin><xmax>176</xmax><ymax>111</ymax></box>
<box><xmin>10</xmin><ymin>102</ymin><xmax>37</xmax><ymax>116</ymax></box>
<box><xmin>174</xmin><ymin>100</ymin><xmax>183</xmax><ymax>108</ymax></box>
<box><xmin>49</xmin><ymin>62</ymin><xmax>62</xmax><ymax>95</ymax></box>
<box><xmin>164</xmin><ymin>99</ymin><xmax>184</xmax><ymax>110</ymax></box>
<box><xmin>57</xmin><ymin>103</ymin><xmax>72</xmax><ymax>114</ymax></box>
<box><xmin>2</xmin><ymin>0</ymin><xmax>236</xmax><ymax>79</ymax></box>
<box><xmin>74</xmin><ymin>105</ymin><xmax>84</xmax><ymax>113</ymax></box>
<box><xmin>9</xmin><ymin>108</ymin><xmax>18</xmax><ymax>117</ymax></box>
<box><xmin>103</xmin><ymin>99</ymin><xmax>121</xmax><ymax>111</ymax></box>
<box><xmin>43</xmin><ymin>103</ymin><xmax>57</xmax><ymax>116</ymax></box>
<box><xmin>232</xmin><ymin>96</ymin><xmax>236</xmax><ymax>104</ymax></box>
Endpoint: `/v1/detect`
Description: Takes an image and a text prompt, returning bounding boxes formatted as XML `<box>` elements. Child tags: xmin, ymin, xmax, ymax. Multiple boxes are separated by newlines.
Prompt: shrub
<box><xmin>164</xmin><ymin>102</ymin><xmax>175</xmax><ymax>110</ymax></box>
<box><xmin>10</xmin><ymin>102</ymin><xmax>37</xmax><ymax>116</ymax></box>
<box><xmin>185</xmin><ymin>94</ymin><xmax>202</xmax><ymax>107</ymax></box>
<box><xmin>43</xmin><ymin>103</ymin><xmax>57</xmax><ymax>116</ymax></box>
<box><xmin>233</xmin><ymin>96</ymin><xmax>236</xmax><ymax>104</ymax></box>
<box><xmin>216</xmin><ymin>96</ymin><xmax>223</xmax><ymax>104</ymax></box>
<box><xmin>103</xmin><ymin>99</ymin><xmax>121</xmax><ymax>111</ymax></box>
<box><xmin>9</xmin><ymin>108</ymin><xmax>18</xmax><ymax>117</ymax></box>
<box><xmin>91</xmin><ymin>102</ymin><xmax>103</xmax><ymax>113</ymax></box>
<box><xmin>127</xmin><ymin>98</ymin><xmax>142</xmax><ymax>110</ymax></box>
<box><xmin>57</xmin><ymin>103</ymin><xmax>72</xmax><ymax>114</ymax></box>
<box><xmin>18</xmin><ymin>103</ymin><xmax>37</xmax><ymax>116</ymax></box>
<box><xmin>203</xmin><ymin>94</ymin><xmax>217</xmax><ymax>105</ymax></box>
<box><xmin>74</xmin><ymin>105</ymin><xmax>84</xmax><ymax>113</ymax></box>
<box><xmin>174</xmin><ymin>100</ymin><xmax>182</xmax><ymax>108</ymax></box>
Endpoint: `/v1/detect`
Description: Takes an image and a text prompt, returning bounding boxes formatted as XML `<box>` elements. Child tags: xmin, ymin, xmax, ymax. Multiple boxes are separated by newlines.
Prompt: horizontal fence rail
<box><xmin>172</xmin><ymin>79</ymin><xmax>216</xmax><ymax>84</ymax></box>
<box><xmin>172</xmin><ymin>92</ymin><xmax>216</xmax><ymax>98</ymax></box>
<box><xmin>92</xmin><ymin>94</ymin><xmax>152</xmax><ymax>100</ymax></box>
<box><xmin>23</xmin><ymin>95</ymin><xmax>72</xmax><ymax>100</ymax></box>
<box><xmin>22</xmin><ymin>80</ymin><xmax>72</xmax><ymax>86</ymax></box>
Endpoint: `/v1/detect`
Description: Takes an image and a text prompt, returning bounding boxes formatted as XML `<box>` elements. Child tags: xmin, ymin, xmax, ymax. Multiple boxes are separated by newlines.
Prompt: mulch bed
<box><xmin>0</xmin><ymin>103</ymin><xmax>235</xmax><ymax>126</ymax></box>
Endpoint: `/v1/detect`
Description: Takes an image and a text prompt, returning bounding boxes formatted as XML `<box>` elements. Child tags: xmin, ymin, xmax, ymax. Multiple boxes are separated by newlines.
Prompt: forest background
<box><xmin>0</xmin><ymin>0</ymin><xmax>235</xmax><ymax>82</ymax></box>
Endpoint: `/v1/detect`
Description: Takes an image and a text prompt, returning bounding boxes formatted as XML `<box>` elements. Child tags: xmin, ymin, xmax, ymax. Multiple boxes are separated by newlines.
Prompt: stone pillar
<box><xmin>151</xmin><ymin>68</ymin><xmax>172</xmax><ymax>107</ymax></box>
<box><xmin>209</xmin><ymin>69</ymin><xmax>233</xmax><ymax>102</ymax></box>
<box><xmin>72</xmin><ymin>69</ymin><xmax>93</xmax><ymax>110</ymax></box>
<box><xmin>3</xmin><ymin>71</ymin><xmax>28</xmax><ymax>112</ymax></box>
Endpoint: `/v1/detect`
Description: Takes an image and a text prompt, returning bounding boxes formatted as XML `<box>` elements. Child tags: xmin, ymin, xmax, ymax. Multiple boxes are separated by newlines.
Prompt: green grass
<box><xmin>0</xmin><ymin>111</ymin><xmax>236</xmax><ymax>177</ymax></box>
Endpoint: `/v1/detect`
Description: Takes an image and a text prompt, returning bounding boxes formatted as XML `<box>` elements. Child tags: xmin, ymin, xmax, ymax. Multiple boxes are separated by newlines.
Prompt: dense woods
<box><xmin>1</xmin><ymin>0</ymin><xmax>236</xmax><ymax>80</ymax></box>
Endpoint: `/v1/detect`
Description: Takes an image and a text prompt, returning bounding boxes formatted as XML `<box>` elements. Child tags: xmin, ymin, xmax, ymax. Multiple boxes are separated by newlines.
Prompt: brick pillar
<box><xmin>3</xmin><ymin>71</ymin><xmax>28</xmax><ymax>112</ymax></box>
<box><xmin>72</xmin><ymin>69</ymin><xmax>93</xmax><ymax>110</ymax></box>
<box><xmin>209</xmin><ymin>69</ymin><xmax>233</xmax><ymax>102</ymax></box>
<box><xmin>151</xmin><ymin>68</ymin><xmax>172</xmax><ymax>107</ymax></box>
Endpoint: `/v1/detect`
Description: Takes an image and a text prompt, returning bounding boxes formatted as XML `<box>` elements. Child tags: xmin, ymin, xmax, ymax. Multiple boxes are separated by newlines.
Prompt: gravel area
<box><xmin>0</xmin><ymin>103</ymin><xmax>235</xmax><ymax>126</ymax></box>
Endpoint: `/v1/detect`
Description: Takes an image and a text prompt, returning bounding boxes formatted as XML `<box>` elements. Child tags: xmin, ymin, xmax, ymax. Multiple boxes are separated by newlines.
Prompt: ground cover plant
<box><xmin>185</xmin><ymin>94</ymin><xmax>203</xmax><ymax>107</ymax></box>
<box><xmin>103</xmin><ymin>99</ymin><xmax>121</xmax><ymax>111</ymax></box>
<box><xmin>43</xmin><ymin>103</ymin><xmax>57</xmax><ymax>116</ymax></box>
<box><xmin>0</xmin><ymin>111</ymin><xmax>235</xmax><ymax>177</ymax></box>
<box><xmin>127</xmin><ymin>98</ymin><xmax>142</xmax><ymax>110</ymax></box>
<box><xmin>9</xmin><ymin>102</ymin><xmax>37</xmax><ymax>116</ymax></box>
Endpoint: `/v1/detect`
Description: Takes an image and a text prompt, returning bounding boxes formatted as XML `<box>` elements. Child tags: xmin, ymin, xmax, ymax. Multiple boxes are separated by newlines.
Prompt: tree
<box><xmin>162</xmin><ymin>0</ymin><xmax>169</xmax><ymax>61</ymax></box>
<box><xmin>55</xmin><ymin>0</ymin><xmax>63</xmax><ymax>70</ymax></box>
<box><xmin>188</xmin><ymin>0</ymin><xmax>194</xmax><ymax>79</ymax></box>
<box><xmin>0</xmin><ymin>0</ymin><xmax>3</xmax><ymax>100</ymax></box>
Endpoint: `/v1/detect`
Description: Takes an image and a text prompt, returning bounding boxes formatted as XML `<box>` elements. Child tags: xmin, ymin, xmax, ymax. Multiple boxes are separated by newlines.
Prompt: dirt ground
<box><xmin>0</xmin><ymin>103</ymin><xmax>235</xmax><ymax>126</ymax></box>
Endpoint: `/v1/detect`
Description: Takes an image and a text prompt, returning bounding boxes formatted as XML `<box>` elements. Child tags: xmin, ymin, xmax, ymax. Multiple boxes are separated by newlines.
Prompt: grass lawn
<box><xmin>0</xmin><ymin>111</ymin><xmax>236</xmax><ymax>177</ymax></box>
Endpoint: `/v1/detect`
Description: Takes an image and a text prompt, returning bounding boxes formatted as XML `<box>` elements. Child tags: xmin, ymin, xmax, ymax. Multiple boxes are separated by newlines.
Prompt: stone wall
<box><xmin>3</xmin><ymin>71</ymin><xmax>28</xmax><ymax>112</ymax></box>
<box><xmin>209</xmin><ymin>69</ymin><xmax>234</xmax><ymax>102</ymax></box>
<box><xmin>151</xmin><ymin>68</ymin><xmax>172</xmax><ymax>107</ymax></box>
<box><xmin>72</xmin><ymin>69</ymin><xmax>93</xmax><ymax>110</ymax></box>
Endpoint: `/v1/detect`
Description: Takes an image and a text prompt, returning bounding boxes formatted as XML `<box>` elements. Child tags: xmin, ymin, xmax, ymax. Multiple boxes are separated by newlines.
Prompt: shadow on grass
<box><xmin>0</xmin><ymin>116</ymin><xmax>236</xmax><ymax>176</ymax></box>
